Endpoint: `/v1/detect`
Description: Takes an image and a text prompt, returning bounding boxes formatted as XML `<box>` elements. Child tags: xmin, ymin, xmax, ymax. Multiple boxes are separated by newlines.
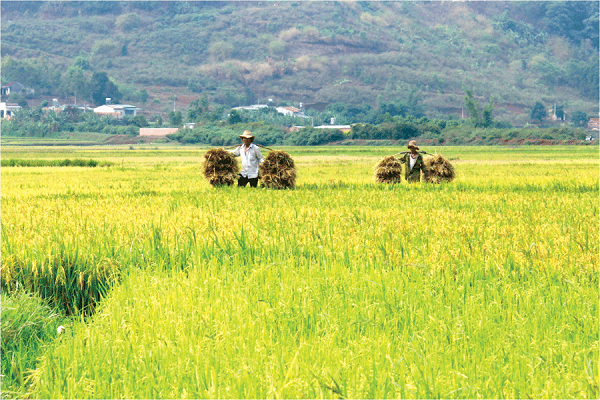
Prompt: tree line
<box><xmin>1</xmin><ymin>88</ymin><xmax>590</xmax><ymax>145</ymax></box>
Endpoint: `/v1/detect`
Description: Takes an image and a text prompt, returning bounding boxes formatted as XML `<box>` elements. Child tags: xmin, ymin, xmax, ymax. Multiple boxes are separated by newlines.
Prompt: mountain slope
<box><xmin>1</xmin><ymin>1</ymin><xmax>598</xmax><ymax>122</ymax></box>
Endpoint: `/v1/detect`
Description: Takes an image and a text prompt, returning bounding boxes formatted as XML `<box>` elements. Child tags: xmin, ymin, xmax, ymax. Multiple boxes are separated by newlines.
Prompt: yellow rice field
<box><xmin>1</xmin><ymin>145</ymin><xmax>598</xmax><ymax>398</ymax></box>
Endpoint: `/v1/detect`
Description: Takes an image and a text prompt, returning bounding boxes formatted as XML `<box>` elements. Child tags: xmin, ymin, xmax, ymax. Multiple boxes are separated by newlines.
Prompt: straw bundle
<box><xmin>203</xmin><ymin>148</ymin><xmax>239</xmax><ymax>187</ymax></box>
<box><xmin>260</xmin><ymin>150</ymin><xmax>296</xmax><ymax>189</ymax></box>
<box><xmin>374</xmin><ymin>156</ymin><xmax>403</xmax><ymax>183</ymax></box>
<box><xmin>424</xmin><ymin>154</ymin><xmax>455</xmax><ymax>183</ymax></box>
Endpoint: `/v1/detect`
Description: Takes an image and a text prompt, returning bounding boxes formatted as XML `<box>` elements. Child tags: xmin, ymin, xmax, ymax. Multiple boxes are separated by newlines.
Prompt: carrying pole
<box><xmin>391</xmin><ymin>150</ymin><xmax>428</xmax><ymax>157</ymax></box>
<box><xmin>255</xmin><ymin>144</ymin><xmax>275</xmax><ymax>151</ymax></box>
<box><xmin>223</xmin><ymin>144</ymin><xmax>275</xmax><ymax>151</ymax></box>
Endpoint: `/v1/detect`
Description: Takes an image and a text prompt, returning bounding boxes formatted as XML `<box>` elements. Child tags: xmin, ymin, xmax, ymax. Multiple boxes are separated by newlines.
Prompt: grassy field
<box><xmin>0</xmin><ymin>132</ymin><xmax>117</xmax><ymax>146</ymax></box>
<box><xmin>1</xmin><ymin>145</ymin><xmax>598</xmax><ymax>399</ymax></box>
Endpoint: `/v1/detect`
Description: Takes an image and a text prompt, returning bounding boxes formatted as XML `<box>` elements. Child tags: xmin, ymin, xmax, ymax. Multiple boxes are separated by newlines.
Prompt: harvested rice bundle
<box><xmin>374</xmin><ymin>155</ymin><xmax>403</xmax><ymax>183</ymax></box>
<box><xmin>424</xmin><ymin>154</ymin><xmax>455</xmax><ymax>183</ymax></box>
<box><xmin>203</xmin><ymin>148</ymin><xmax>239</xmax><ymax>187</ymax></box>
<box><xmin>260</xmin><ymin>150</ymin><xmax>296</xmax><ymax>189</ymax></box>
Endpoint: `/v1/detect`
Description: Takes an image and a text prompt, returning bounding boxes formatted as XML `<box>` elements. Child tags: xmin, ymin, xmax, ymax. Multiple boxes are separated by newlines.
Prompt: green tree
<box><xmin>90</xmin><ymin>72</ymin><xmax>121</xmax><ymax>105</ymax></box>
<box><xmin>570</xmin><ymin>111</ymin><xmax>588</xmax><ymax>127</ymax></box>
<box><xmin>464</xmin><ymin>90</ymin><xmax>481</xmax><ymax>127</ymax></box>
<box><xmin>228</xmin><ymin>109</ymin><xmax>243</xmax><ymax>124</ymax></box>
<box><xmin>187</xmin><ymin>95</ymin><xmax>212</xmax><ymax>122</ymax></box>
<box><xmin>72</xmin><ymin>55</ymin><xmax>92</xmax><ymax>71</ymax></box>
<box><xmin>168</xmin><ymin>110</ymin><xmax>183</xmax><ymax>126</ymax></box>
<box><xmin>128</xmin><ymin>114</ymin><xmax>148</xmax><ymax>127</ymax></box>
<box><xmin>543</xmin><ymin>2</ymin><xmax>599</xmax><ymax>48</ymax></box>
<box><xmin>1</xmin><ymin>57</ymin><xmax>61</xmax><ymax>95</ymax></box>
<box><xmin>566</xmin><ymin>56</ymin><xmax>599</xmax><ymax>99</ymax></box>
<box><xmin>482</xmin><ymin>99</ymin><xmax>495</xmax><ymax>128</ymax></box>
<box><xmin>60</xmin><ymin>66</ymin><xmax>89</xmax><ymax>102</ymax></box>
<box><xmin>116</xmin><ymin>13</ymin><xmax>141</xmax><ymax>32</ymax></box>
<box><xmin>464</xmin><ymin>90</ymin><xmax>495</xmax><ymax>128</ymax></box>
<box><xmin>139</xmin><ymin>89</ymin><xmax>149</xmax><ymax>103</ymax></box>
<box><xmin>530</xmin><ymin>102</ymin><xmax>546</xmax><ymax>122</ymax></box>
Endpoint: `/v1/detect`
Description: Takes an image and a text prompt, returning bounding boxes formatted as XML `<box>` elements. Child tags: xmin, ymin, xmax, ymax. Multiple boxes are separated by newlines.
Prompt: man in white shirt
<box><xmin>231</xmin><ymin>130</ymin><xmax>265</xmax><ymax>187</ymax></box>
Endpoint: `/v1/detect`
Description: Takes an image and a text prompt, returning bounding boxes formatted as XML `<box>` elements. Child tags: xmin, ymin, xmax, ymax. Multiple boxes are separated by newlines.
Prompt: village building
<box><xmin>275</xmin><ymin>106</ymin><xmax>301</xmax><ymax>116</ymax></box>
<box><xmin>0</xmin><ymin>102</ymin><xmax>21</xmax><ymax>119</ymax></box>
<box><xmin>289</xmin><ymin>122</ymin><xmax>352</xmax><ymax>133</ymax></box>
<box><xmin>1</xmin><ymin>81</ymin><xmax>35</xmax><ymax>98</ymax></box>
<box><xmin>314</xmin><ymin>124</ymin><xmax>352</xmax><ymax>133</ymax></box>
<box><xmin>93</xmin><ymin>104</ymin><xmax>139</xmax><ymax>118</ymax></box>
<box><xmin>232</xmin><ymin>104</ymin><xmax>269</xmax><ymax>111</ymax></box>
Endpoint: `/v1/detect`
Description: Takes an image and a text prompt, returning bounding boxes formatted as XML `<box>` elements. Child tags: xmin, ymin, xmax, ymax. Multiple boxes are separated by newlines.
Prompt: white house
<box><xmin>0</xmin><ymin>102</ymin><xmax>21</xmax><ymax>119</ymax></box>
<box><xmin>93</xmin><ymin>104</ymin><xmax>139</xmax><ymax>118</ymax></box>
<box><xmin>315</xmin><ymin>124</ymin><xmax>352</xmax><ymax>133</ymax></box>
<box><xmin>232</xmin><ymin>104</ymin><xmax>269</xmax><ymax>111</ymax></box>
<box><xmin>275</xmin><ymin>106</ymin><xmax>301</xmax><ymax>116</ymax></box>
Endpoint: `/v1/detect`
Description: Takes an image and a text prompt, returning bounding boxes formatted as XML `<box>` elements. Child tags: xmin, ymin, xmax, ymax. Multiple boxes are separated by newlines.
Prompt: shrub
<box><xmin>115</xmin><ymin>12</ymin><xmax>141</xmax><ymax>32</ymax></box>
<box><xmin>91</xmin><ymin>39</ymin><xmax>119</xmax><ymax>57</ymax></box>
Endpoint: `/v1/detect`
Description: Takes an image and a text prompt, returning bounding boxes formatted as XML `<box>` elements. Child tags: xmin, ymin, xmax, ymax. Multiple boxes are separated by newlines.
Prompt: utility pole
<box><xmin>168</xmin><ymin>94</ymin><xmax>177</xmax><ymax>112</ymax></box>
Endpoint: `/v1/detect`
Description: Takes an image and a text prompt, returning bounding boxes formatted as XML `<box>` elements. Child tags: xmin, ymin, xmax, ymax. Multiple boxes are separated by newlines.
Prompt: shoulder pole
<box><xmin>391</xmin><ymin>150</ymin><xmax>428</xmax><ymax>157</ymax></box>
<box><xmin>255</xmin><ymin>143</ymin><xmax>275</xmax><ymax>151</ymax></box>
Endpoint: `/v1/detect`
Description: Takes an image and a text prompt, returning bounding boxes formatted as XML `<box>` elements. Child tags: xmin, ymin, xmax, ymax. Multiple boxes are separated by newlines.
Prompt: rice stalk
<box><xmin>260</xmin><ymin>150</ymin><xmax>296</xmax><ymax>189</ymax></box>
<box><xmin>374</xmin><ymin>156</ymin><xmax>402</xmax><ymax>184</ymax></box>
<box><xmin>424</xmin><ymin>154</ymin><xmax>455</xmax><ymax>184</ymax></box>
<box><xmin>202</xmin><ymin>149</ymin><xmax>239</xmax><ymax>187</ymax></box>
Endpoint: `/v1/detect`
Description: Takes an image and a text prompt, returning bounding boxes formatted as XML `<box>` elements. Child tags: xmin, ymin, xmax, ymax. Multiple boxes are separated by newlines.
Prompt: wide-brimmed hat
<box><xmin>407</xmin><ymin>140</ymin><xmax>419</xmax><ymax>150</ymax></box>
<box><xmin>239</xmin><ymin>130</ymin><xmax>255</xmax><ymax>140</ymax></box>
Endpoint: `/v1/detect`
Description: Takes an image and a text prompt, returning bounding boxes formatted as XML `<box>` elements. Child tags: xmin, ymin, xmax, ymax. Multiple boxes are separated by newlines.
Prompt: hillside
<box><xmin>1</xmin><ymin>1</ymin><xmax>598</xmax><ymax>124</ymax></box>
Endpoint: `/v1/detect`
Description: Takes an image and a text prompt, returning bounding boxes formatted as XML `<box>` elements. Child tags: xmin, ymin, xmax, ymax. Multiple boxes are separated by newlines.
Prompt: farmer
<box><xmin>231</xmin><ymin>130</ymin><xmax>264</xmax><ymax>187</ymax></box>
<box><xmin>400</xmin><ymin>140</ymin><xmax>428</xmax><ymax>182</ymax></box>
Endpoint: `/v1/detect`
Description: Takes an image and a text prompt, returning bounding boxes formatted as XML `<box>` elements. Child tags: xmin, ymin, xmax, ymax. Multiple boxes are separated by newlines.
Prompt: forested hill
<box><xmin>1</xmin><ymin>1</ymin><xmax>598</xmax><ymax>123</ymax></box>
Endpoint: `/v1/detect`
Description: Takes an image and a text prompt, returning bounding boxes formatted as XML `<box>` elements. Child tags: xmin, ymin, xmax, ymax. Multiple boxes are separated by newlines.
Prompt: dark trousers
<box><xmin>238</xmin><ymin>175</ymin><xmax>259</xmax><ymax>187</ymax></box>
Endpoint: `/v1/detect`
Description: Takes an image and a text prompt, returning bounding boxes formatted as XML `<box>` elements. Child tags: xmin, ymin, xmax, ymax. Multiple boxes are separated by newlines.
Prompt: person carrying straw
<box><xmin>230</xmin><ymin>130</ymin><xmax>264</xmax><ymax>187</ymax></box>
<box><xmin>400</xmin><ymin>140</ymin><xmax>428</xmax><ymax>182</ymax></box>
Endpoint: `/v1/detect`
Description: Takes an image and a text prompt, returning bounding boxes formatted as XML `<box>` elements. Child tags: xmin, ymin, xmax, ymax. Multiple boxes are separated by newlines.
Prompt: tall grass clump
<box><xmin>1</xmin><ymin>250</ymin><xmax>120</xmax><ymax>316</ymax></box>
<box><xmin>1</xmin><ymin>290</ymin><xmax>66</xmax><ymax>397</ymax></box>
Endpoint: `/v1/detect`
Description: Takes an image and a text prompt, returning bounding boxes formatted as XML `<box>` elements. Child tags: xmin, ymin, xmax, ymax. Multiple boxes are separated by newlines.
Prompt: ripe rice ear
<box><xmin>203</xmin><ymin>148</ymin><xmax>239</xmax><ymax>187</ymax></box>
<box><xmin>424</xmin><ymin>154</ymin><xmax>455</xmax><ymax>183</ymax></box>
<box><xmin>374</xmin><ymin>156</ymin><xmax>402</xmax><ymax>183</ymax></box>
<box><xmin>260</xmin><ymin>150</ymin><xmax>296</xmax><ymax>189</ymax></box>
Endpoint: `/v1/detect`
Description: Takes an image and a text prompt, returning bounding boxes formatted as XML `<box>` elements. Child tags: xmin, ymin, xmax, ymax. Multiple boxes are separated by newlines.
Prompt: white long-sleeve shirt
<box><xmin>231</xmin><ymin>143</ymin><xmax>264</xmax><ymax>179</ymax></box>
